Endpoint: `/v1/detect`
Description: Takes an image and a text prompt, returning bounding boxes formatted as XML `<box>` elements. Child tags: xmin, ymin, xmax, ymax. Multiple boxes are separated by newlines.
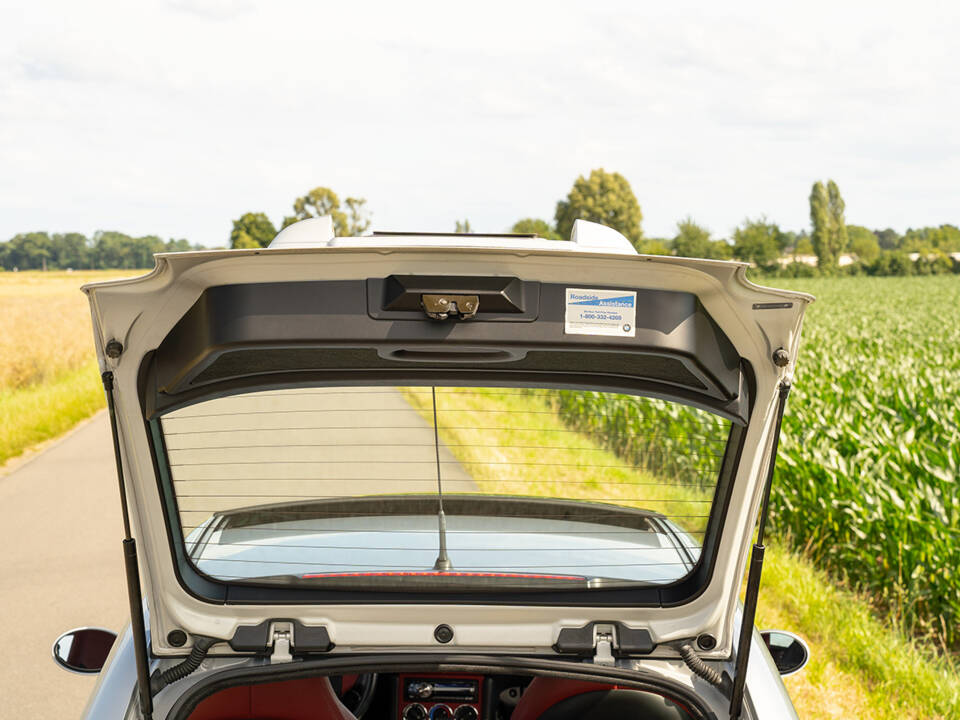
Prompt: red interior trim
<box><xmin>186</xmin><ymin>677</ymin><xmax>355</xmax><ymax>720</ymax></box>
<box><xmin>510</xmin><ymin>678</ymin><xmax>618</xmax><ymax>720</ymax></box>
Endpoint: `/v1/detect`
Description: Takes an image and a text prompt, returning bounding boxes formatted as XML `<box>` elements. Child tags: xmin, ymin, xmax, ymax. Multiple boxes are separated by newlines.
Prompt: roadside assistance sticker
<box><xmin>564</xmin><ymin>288</ymin><xmax>637</xmax><ymax>337</ymax></box>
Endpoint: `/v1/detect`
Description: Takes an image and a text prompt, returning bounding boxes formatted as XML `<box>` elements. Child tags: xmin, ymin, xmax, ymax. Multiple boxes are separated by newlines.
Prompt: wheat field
<box><xmin>0</xmin><ymin>270</ymin><xmax>143</xmax><ymax>465</ymax></box>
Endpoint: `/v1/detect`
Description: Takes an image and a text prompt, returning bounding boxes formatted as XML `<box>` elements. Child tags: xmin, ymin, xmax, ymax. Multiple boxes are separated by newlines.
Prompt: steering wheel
<box><xmin>338</xmin><ymin>673</ymin><xmax>378</xmax><ymax>717</ymax></box>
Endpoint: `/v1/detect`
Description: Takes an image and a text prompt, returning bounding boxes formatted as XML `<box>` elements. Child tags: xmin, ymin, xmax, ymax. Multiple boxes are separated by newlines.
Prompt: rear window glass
<box><xmin>159</xmin><ymin>386</ymin><xmax>731</xmax><ymax>590</ymax></box>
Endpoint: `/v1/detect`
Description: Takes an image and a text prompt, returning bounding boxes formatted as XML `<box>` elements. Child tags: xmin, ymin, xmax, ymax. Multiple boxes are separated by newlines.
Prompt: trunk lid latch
<box><xmin>421</xmin><ymin>294</ymin><xmax>479</xmax><ymax>320</ymax></box>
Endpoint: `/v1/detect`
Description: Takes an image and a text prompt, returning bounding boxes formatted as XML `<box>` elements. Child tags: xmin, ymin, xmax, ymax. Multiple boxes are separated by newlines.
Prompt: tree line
<box><xmin>0</xmin><ymin>231</ymin><xmax>203</xmax><ymax>271</ymax></box>
<box><xmin>504</xmin><ymin>170</ymin><xmax>959</xmax><ymax>277</ymax></box>
<box><xmin>4</xmin><ymin>172</ymin><xmax>957</xmax><ymax>276</ymax></box>
<box><xmin>233</xmin><ymin>171</ymin><xmax>960</xmax><ymax>278</ymax></box>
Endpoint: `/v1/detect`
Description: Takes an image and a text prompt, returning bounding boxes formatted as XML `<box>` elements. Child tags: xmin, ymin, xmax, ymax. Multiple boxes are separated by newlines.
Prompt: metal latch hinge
<box><xmin>270</xmin><ymin>623</ymin><xmax>293</xmax><ymax>663</ymax></box>
<box><xmin>229</xmin><ymin>619</ymin><xmax>334</xmax><ymax>658</ymax></box>
<box><xmin>553</xmin><ymin>621</ymin><xmax>656</xmax><ymax>665</ymax></box>
<box><xmin>421</xmin><ymin>294</ymin><xmax>479</xmax><ymax>320</ymax></box>
<box><xmin>592</xmin><ymin>625</ymin><xmax>616</xmax><ymax>666</ymax></box>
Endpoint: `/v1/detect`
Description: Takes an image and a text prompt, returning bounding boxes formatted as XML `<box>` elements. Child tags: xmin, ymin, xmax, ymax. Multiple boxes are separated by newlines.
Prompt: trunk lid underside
<box><xmin>84</xmin><ymin>238</ymin><xmax>809</xmax><ymax>659</ymax></box>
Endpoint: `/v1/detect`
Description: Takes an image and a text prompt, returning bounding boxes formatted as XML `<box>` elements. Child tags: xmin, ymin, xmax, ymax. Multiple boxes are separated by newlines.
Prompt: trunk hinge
<box><xmin>270</xmin><ymin>623</ymin><xmax>293</xmax><ymax>663</ymax></box>
<box><xmin>228</xmin><ymin>618</ymin><xmax>333</xmax><ymax>660</ymax></box>
<box><xmin>592</xmin><ymin>625</ymin><xmax>616</xmax><ymax>666</ymax></box>
<box><xmin>553</xmin><ymin>621</ymin><xmax>655</xmax><ymax>665</ymax></box>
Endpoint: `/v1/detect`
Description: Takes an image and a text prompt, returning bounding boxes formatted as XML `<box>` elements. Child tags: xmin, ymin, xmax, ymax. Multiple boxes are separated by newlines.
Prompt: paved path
<box><xmin>0</xmin><ymin>412</ymin><xmax>127</xmax><ymax>718</ymax></box>
<box><xmin>0</xmin><ymin>389</ymin><xmax>477</xmax><ymax>717</ymax></box>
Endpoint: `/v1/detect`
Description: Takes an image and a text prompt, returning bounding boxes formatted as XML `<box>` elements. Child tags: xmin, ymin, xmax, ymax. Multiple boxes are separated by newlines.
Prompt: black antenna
<box><xmin>431</xmin><ymin>386</ymin><xmax>452</xmax><ymax>571</ymax></box>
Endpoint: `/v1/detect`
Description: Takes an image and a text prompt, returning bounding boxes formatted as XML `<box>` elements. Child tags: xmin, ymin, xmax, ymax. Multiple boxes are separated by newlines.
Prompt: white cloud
<box><xmin>0</xmin><ymin>0</ymin><xmax>957</xmax><ymax>245</ymax></box>
<box><xmin>166</xmin><ymin>0</ymin><xmax>253</xmax><ymax>21</ymax></box>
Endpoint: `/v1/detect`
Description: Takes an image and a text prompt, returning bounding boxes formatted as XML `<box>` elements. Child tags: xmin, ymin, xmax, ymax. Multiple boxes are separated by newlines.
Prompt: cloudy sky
<box><xmin>1</xmin><ymin>0</ymin><xmax>957</xmax><ymax>246</ymax></box>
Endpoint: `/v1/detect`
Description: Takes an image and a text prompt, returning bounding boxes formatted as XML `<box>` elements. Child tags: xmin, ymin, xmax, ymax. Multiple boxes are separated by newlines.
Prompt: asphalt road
<box><xmin>0</xmin><ymin>388</ymin><xmax>477</xmax><ymax>717</ymax></box>
<box><xmin>0</xmin><ymin>412</ymin><xmax>127</xmax><ymax>718</ymax></box>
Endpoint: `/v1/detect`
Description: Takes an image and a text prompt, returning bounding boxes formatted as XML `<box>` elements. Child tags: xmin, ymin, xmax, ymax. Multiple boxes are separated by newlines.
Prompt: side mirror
<box><xmin>760</xmin><ymin>630</ymin><xmax>809</xmax><ymax>676</ymax></box>
<box><xmin>52</xmin><ymin>627</ymin><xmax>117</xmax><ymax>674</ymax></box>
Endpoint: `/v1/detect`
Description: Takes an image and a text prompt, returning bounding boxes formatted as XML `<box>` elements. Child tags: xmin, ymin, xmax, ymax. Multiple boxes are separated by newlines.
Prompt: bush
<box><xmin>869</xmin><ymin>251</ymin><xmax>914</xmax><ymax>276</ymax></box>
<box><xmin>916</xmin><ymin>252</ymin><xmax>953</xmax><ymax>275</ymax></box>
<box><xmin>776</xmin><ymin>261</ymin><xmax>820</xmax><ymax>278</ymax></box>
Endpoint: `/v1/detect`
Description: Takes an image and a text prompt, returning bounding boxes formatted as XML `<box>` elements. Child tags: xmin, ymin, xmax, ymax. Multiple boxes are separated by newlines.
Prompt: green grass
<box><xmin>407</xmin><ymin>386</ymin><xmax>960</xmax><ymax>719</ymax></box>
<box><xmin>405</xmin><ymin>388</ymin><xmax>713</xmax><ymax>532</ymax></box>
<box><xmin>0</xmin><ymin>359</ymin><xmax>105</xmax><ymax>466</ymax></box>
<box><xmin>756</xmin><ymin>543</ymin><xmax>960</xmax><ymax>719</ymax></box>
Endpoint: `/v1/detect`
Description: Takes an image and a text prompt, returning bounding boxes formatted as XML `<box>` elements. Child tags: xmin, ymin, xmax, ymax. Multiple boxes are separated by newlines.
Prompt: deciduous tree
<box><xmin>810</xmin><ymin>179</ymin><xmax>848</xmax><ymax>271</ymax></box>
<box><xmin>51</xmin><ymin>233</ymin><xmax>90</xmax><ymax>269</ymax></box>
<box><xmin>634</xmin><ymin>238</ymin><xmax>672</xmax><ymax>255</ymax></box>
<box><xmin>511</xmin><ymin>218</ymin><xmax>560</xmax><ymax>240</ymax></box>
<box><xmin>846</xmin><ymin>225</ymin><xmax>880</xmax><ymax>263</ymax></box>
<box><xmin>875</xmin><ymin>228</ymin><xmax>901</xmax><ymax>250</ymax></box>
<box><xmin>283</xmin><ymin>187</ymin><xmax>370</xmax><ymax>236</ymax></box>
<box><xmin>671</xmin><ymin>218</ymin><xmax>732</xmax><ymax>259</ymax></box>
<box><xmin>732</xmin><ymin>217</ymin><xmax>783</xmax><ymax>270</ymax></box>
<box><xmin>0</xmin><ymin>231</ymin><xmax>200</xmax><ymax>270</ymax></box>
<box><xmin>344</xmin><ymin>198</ymin><xmax>371</xmax><ymax>236</ymax></box>
<box><xmin>230</xmin><ymin>212</ymin><xmax>277</xmax><ymax>249</ymax></box>
<box><xmin>555</xmin><ymin>169</ymin><xmax>643</xmax><ymax>246</ymax></box>
<box><xmin>828</xmin><ymin>180</ymin><xmax>849</xmax><ymax>253</ymax></box>
<box><xmin>672</xmin><ymin>217</ymin><xmax>711</xmax><ymax>258</ymax></box>
<box><xmin>902</xmin><ymin>224</ymin><xmax>960</xmax><ymax>253</ymax></box>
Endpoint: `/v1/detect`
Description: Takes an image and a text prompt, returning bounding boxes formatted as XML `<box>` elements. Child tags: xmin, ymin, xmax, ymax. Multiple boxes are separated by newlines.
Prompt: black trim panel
<box><xmin>151</xmin><ymin>280</ymin><xmax>742</xmax><ymax>418</ymax></box>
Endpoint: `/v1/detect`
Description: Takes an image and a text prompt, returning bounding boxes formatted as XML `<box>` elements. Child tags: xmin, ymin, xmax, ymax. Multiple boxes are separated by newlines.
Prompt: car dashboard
<box><xmin>396</xmin><ymin>673</ymin><xmax>486</xmax><ymax>720</ymax></box>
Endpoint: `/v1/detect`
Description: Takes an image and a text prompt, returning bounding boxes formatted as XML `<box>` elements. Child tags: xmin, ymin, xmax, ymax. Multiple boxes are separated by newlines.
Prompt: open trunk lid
<box><xmin>84</xmin><ymin>220</ymin><xmax>810</xmax><ymax>661</ymax></box>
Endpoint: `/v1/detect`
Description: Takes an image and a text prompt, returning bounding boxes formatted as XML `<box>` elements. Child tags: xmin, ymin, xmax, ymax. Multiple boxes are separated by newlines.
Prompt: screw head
<box><xmin>105</xmin><ymin>339</ymin><xmax>124</xmax><ymax>359</ymax></box>
<box><xmin>772</xmin><ymin>348</ymin><xmax>789</xmax><ymax>367</ymax></box>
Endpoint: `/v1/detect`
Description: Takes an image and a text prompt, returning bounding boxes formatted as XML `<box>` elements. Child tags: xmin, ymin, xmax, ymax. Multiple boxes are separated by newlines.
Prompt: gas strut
<box><xmin>729</xmin><ymin>381</ymin><xmax>791</xmax><ymax>720</ymax></box>
<box><xmin>103</xmin><ymin>371</ymin><xmax>154</xmax><ymax>720</ymax></box>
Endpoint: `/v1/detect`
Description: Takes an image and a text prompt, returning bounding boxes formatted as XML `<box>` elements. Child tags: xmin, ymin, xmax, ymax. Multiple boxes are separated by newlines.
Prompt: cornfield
<box><xmin>551</xmin><ymin>276</ymin><xmax>960</xmax><ymax>651</ymax></box>
<box><xmin>775</xmin><ymin>276</ymin><xmax>960</xmax><ymax>650</ymax></box>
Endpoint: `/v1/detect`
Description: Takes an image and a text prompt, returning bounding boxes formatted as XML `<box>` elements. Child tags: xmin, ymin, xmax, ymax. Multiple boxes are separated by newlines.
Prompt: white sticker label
<box><xmin>565</xmin><ymin>288</ymin><xmax>637</xmax><ymax>337</ymax></box>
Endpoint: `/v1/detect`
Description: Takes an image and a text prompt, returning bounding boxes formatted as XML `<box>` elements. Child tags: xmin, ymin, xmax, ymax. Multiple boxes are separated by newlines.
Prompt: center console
<box><xmin>398</xmin><ymin>674</ymin><xmax>483</xmax><ymax>720</ymax></box>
